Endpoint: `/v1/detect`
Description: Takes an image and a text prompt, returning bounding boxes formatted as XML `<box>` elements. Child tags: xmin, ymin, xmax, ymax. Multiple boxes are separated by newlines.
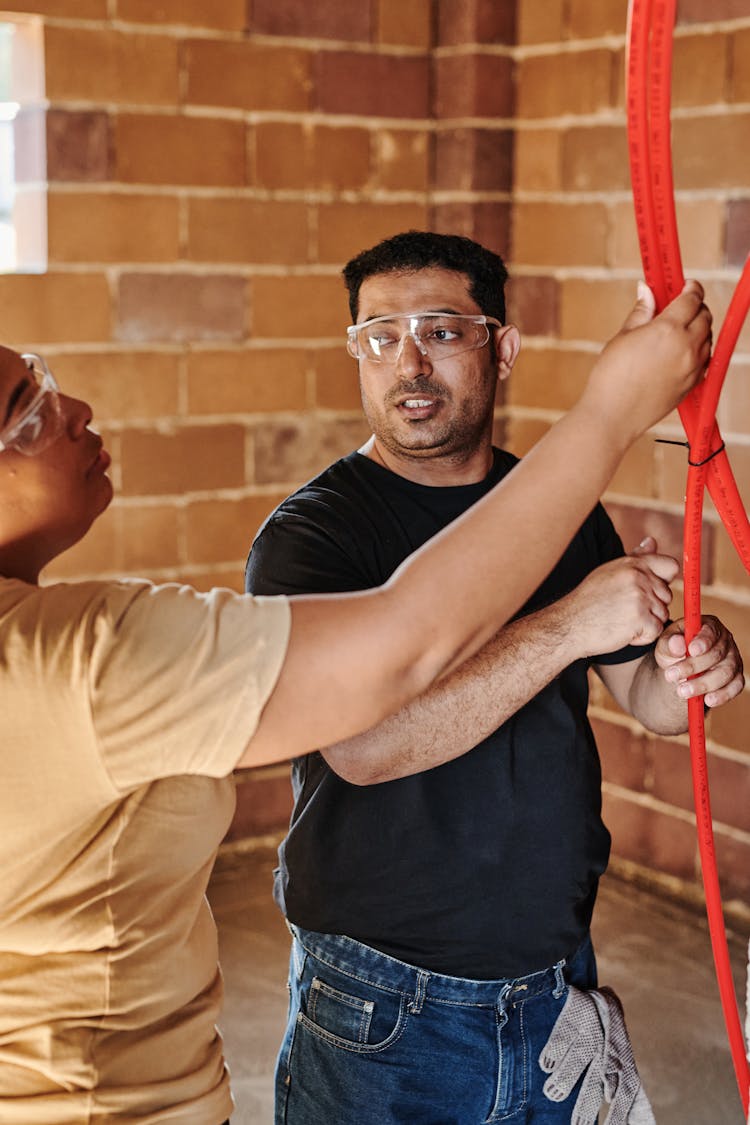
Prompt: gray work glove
<box><xmin>539</xmin><ymin>984</ymin><xmax>656</xmax><ymax>1125</ymax></box>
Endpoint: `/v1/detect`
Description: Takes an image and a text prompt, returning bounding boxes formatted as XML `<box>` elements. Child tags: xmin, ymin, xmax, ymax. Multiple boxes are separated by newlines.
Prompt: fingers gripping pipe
<box><xmin>626</xmin><ymin>0</ymin><xmax>750</xmax><ymax>1112</ymax></box>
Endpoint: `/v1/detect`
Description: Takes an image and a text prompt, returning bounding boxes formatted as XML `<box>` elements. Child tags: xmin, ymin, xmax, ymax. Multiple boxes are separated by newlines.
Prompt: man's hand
<box><xmin>583</xmin><ymin>279</ymin><xmax>712</xmax><ymax>442</ymax></box>
<box><xmin>656</xmin><ymin>614</ymin><xmax>744</xmax><ymax>708</ymax></box>
<box><xmin>562</xmin><ymin>538</ymin><xmax>678</xmax><ymax>658</ymax></box>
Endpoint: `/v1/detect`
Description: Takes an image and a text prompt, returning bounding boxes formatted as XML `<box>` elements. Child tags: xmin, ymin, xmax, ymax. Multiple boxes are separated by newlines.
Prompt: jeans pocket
<box><xmin>308</xmin><ymin>977</ymin><xmax>374</xmax><ymax>1044</ymax></box>
<box><xmin>298</xmin><ymin>967</ymin><xmax>407</xmax><ymax>1053</ymax></box>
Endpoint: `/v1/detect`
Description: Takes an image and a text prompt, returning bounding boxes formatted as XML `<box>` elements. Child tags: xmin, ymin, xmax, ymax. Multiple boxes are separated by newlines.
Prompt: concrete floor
<box><xmin>208</xmin><ymin>842</ymin><xmax>749</xmax><ymax>1125</ymax></box>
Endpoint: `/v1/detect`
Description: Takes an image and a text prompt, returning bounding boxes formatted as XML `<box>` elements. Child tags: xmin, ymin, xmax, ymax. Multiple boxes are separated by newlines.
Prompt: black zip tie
<box><xmin>688</xmin><ymin>441</ymin><xmax>725</xmax><ymax>468</ymax></box>
<box><xmin>654</xmin><ymin>437</ymin><xmax>726</xmax><ymax>468</ymax></box>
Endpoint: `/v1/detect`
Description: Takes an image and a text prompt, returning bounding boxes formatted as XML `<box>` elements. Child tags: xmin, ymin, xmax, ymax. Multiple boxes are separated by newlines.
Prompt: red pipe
<box><xmin>625</xmin><ymin>0</ymin><xmax>750</xmax><ymax>1113</ymax></box>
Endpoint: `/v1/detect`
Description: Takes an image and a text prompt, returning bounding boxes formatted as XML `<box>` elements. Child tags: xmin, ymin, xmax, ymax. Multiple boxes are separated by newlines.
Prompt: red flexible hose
<box><xmin>625</xmin><ymin>0</ymin><xmax>750</xmax><ymax>1114</ymax></box>
<box><xmin>627</xmin><ymin>0</ymin><xmax>750</xmax><ymax>563</ymax></box>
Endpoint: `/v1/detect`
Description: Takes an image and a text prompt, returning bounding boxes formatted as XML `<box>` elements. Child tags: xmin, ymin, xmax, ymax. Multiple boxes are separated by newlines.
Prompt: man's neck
<box><xmin>359</xmin><ymin>436</ymin><xmax>495</xmax><ymax>487</ymax></box>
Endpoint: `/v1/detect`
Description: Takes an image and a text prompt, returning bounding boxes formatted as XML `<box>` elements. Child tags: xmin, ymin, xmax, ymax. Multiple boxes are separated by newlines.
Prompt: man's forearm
<box><xmin>324</xmin><ymin>599</ymin><xmax>582</xmax><ymax>784</ymax></box>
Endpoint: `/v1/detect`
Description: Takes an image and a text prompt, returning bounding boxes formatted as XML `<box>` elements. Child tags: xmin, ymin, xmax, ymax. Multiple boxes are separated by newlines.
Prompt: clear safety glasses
<box><xmin>346</xmin><ymin>311</ymin><xmax>502</xmax><ymax>365</ymax></box>
<box><xmin>0</xmin><ymin>353</ymin><xmax>64</xmax><ymax>456</ymax></box>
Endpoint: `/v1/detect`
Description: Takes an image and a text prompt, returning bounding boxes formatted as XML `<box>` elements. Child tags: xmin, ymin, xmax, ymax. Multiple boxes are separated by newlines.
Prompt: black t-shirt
<box><xmin>245</xmin><ymin>448</ymin><xmax>648</xmax><ymax>978</ymax></box>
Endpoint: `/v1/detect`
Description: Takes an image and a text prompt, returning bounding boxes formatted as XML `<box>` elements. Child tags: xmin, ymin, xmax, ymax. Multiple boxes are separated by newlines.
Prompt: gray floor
<box><xmin>208</xmin><ymin>843</ymin><xmax>749</xmax><ymax>1124</ymax></box>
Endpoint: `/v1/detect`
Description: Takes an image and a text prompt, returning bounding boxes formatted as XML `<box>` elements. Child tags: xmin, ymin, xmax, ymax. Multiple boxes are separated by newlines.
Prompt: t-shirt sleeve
<box><xmin>89</xmin><ymin>581</ymin><xmax>291</xmax><ymax>790</ymax></box>
<box><xmin>246</xmin><ymin>507</ymin><xmax>369</xmax><ymax>597</ymax></box>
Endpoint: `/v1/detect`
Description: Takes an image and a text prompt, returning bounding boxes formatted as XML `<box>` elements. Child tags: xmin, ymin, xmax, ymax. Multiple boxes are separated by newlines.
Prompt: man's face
<box><xmin>353</xmin><ymin>268</ymin><xmax>517</xmax><ymax>467</ymax></box>
<box><xmin>0</xmin><ymin>347</ymin><xmax>112</xmax><ymax>572</ymax></box>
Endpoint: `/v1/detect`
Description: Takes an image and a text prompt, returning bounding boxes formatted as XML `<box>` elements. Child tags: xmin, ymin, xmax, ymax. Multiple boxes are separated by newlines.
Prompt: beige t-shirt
<box><xmin>0</xmin><ymin>577</ymin><xmax>291</xmax><ymax>1124</ymax></box>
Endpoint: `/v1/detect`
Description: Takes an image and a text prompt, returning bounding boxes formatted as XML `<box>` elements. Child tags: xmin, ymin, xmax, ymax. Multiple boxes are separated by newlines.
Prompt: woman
<box><xmin>0</xmin><ymin>281</ymin><xmax>710</xmax><ymax>1123</ymax></box>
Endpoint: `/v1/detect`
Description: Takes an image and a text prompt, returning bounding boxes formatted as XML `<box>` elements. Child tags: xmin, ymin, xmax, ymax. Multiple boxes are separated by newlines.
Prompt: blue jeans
<box><xmin>274</xmin><ymin>926</ymin><xmax>598</xmax><ymax>1124</ymax></box>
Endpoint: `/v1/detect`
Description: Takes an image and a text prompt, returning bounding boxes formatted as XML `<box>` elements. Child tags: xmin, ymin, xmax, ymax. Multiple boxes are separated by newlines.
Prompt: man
<box><xmin>0</xmin><ymin>280</ymin><xmax>712</xmax><ymax>1121</ymax></box>
<box><xmin>244</xmin><ymin>231</ymin><xmax>743</xmax><ymax>1124</ymax></box>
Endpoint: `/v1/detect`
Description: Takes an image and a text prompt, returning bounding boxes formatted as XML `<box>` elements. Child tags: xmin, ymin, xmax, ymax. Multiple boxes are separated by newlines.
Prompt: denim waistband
<box><xmin>291</xmin><ymin>925</ymin><xmax>591</xmax><ymax>1008</ymax></box>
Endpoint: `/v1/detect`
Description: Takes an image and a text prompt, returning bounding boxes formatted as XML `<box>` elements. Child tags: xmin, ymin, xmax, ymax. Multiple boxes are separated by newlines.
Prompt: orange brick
<box><xmin>187</xmin><ymin>349</ymin><xmax>309</xmax><ymax>414</ymax></box>
<box><xmin>559</xmin><ymin>277</ymin><xmax>635</xmax><ymax>342</ymax></box>
<box><xmin>377</xmin><ymin>0</ymin><xmax>431</xmax><ymax>46</ymax></box>
<box><xmin>677</xmin><ymin>200</ymin><xmax>725</xmax><ymax>271</ymax></box>
<box><xmin>713</xmin><ymin>518</ymin><xmax>750</xmax><ymax>589</ymax></box>
<box><xmin>252</xmin><ymin>122</ymin><xmax>307</xmax><ymax>191</ymax></box>
<box><xmin>253</xmin><ymin>415</ymin><xmax>370</xmax><ymax>486</ymax></box>
<box><xmin>229</xmin><ymin>771</ymin><xmax>293</xmax><ymax>840</ymax></box>
<box><xmin>251</xmin><ymin>274</ymin><xmax>349</xmax><ymax>339</ymax></box>
<box><xmin>700</xmin><ymin>591</ymin><xmax>750</xmax><ymax>689</ymax></box>
<box><xmin>49</xmin><ymin>351</ymin><xmax>181</xmax><ymax>423</ymax></box>
<box><xmin>312</xmin><ymin>125</ymin><xmax>373</xmax><ymax>190</ymax></box>
<box><xmin>508</xmin><ymin>347</ymin><xmax>592</xmax><ymax>412</ymax></box>
<box><xmin>252</xmin><ymin>0</ymin><xmax>369</xmax><ymax>38</ymax></box>
<box><xmin>606</xmin><ymin>500</ymin><xmax>704</xmax><ymax>574</ymax></box>
<box><xmin>594</xmin><ymin>718</ymin><xmax>650</xmax><ymax>793</ymax></box>
<box><xmin>714</xmin><ymin>831</ymin><xmax>750</xmax><ymax>902</ymax></box>
<box><xmin>561</xmin><ymin>125</ymin><xmax>630</xmax><ymax>191</ymax></box>
<box><xmin>0</xmin><ymin>272</ymin><xmax>111</xmax><ymax>344</ymax></box>
<box><xmin>121</xmin><ymin>503</ymin><xmax>181</xmax><ymax>570</ymax></box>
<box><xmin>116</xmin><ymin>0</ymin><xmax>247</xmax><ymax>29</ymax></box>
<box><xmin>434</xmin><ymin>54</ymin><xmax>514</xmax><ymax>119</ymax></box>
<box><xmin>185</xmin><ymin>40</ymin><xmax>312</xmax><ymax>112</ymax></box>
<box><xmin>673</xmin><ymin>114</ymin><xmax>750</xmax><ymax>189</ymax></box>
<box><xmin>603</xmin><ymin>791</ymin><xmax>698</xmax><ymax>881</ymax></box>
<box><xmin>117</xmin><ymin>273</ymin><xmax>247</xmax><ymax>344</ymax></box>
<box><xmin>726</xmin><ymin>200</ymin><xmax>750</xmax><ymax>267</ymax></box>
<box><xmin>506</xmin><ymin>276</ymin><xmax>559</xmax><ymax>337</ymax></box>
<box><xmin>653</xmin><ymin>438</ymin><xmax>690</xmax><ymax>507</ymax></box>
<box><xmin>566</xmin><ymin>0</ymin><xmax>628</xmax><ymax>38</ymax></box>
<box><xmin>517</xmin><ymin>0</ymin><xmax>565</xmax><ymax>44</ymax></box>
<box><xmin>512</xmin><ymin>202</ymin><xmax>609</xmax><ymax>267</ymax></box>
<box><xmin>707</xmin><ymin>685</ymin><xmax>750</xmax><ymax>753</ymax></box>
<box><xmin>48</xmin><ymin>192</ymin><xmax>180</xmax><ymax>264</ymax></box>
<box><xmin>517</xmin><ymin>50</ymin><xmax>614</xmax><ymax>118</ymax></box>
<box><xmin>44</xmin><ymin>504</ymin><xmax>120</xmax><ymax>580</ymax></box>
<box><xmin>185</xmin><ymin>494</ymin><xmax>286</xmax><ymax>565</ymax></box>
<box><xmin>503</xmin><ymin>414</ymin><xmax>553</xmax><ymax>458</ymax></box>
<box><xmin>609</xmin><ymin>198</ymin><xmax>724</xmax><ymax>273</ymax></box>
<box><xmin>253</xmin><ymin>121</ymin><xmax>372</xmax><ymax>192</ymax></box>
<box><xmin>187</xmin><ymin>198</ymin><xmax>309</xmax><ymax>265</ymax></box>
<box><xmin>729</xmin><ymin>28</ymin><xmax>750</xmax><ymax>104</ymax></box>
<box><xmin>182</xmin><ymin>567</ymin><xmax>245</xmax><ymax>594</ymax></box>
<box><xmin>513</xmin><ymin>128</ymin><xmax>562</xmax><ymax>192</ymax></box>
<box><xmin>46</xmin><ymin>111</ymin><xmax>112</xmax><ymax>183</ymax></box>
<box><xmin>610</xmin><ymin>201</ymin><xmax>641</xmax><ymax>270</ymax></box>
<box><xmin>115</xmin><ymin>114</ymin><xmax>246</xmax><ymax>187</ymax></box>
<box><xmin>373</xmin><ymin>129</ymin><xmax>428</xmax><ymax>191</ymax></box>
<box><xmin>45</xmin><ymin>26</ymin><xmax>179</xmax><ymax>105</ymax></box>
<box><xmin>435</xmin><ymin>128</ymin><xmax>512</xmax><ymax>192</ymax></box>
<box><xmin>703</xmin><ymin>278</ymin><xmax>750</xmax><ymax>353</ymax></box>
<box><xmin>436</xmin><ymin>0</ymin><xmax>515</xmax><ymax>46</ymax></box>
<box><xmin>312</xmin><ymin>346</ymin><xmax>362</xmax><ymax>410</ymax></box>
<box><xmin>3</xmin><ymin>0</ymin><xmax>105</xmax><ymax>15</ymax></box>
<box><xmin>699</xmin><ymin>747</ymin><xmax>750</xmax><ymax>833</ymax></box>
<box><xmin>672</xmin><ymin>32</ymin><xmax>728</xmax><ymax>107</ymax></box>
<box><xmin>716</xmin><ymin>357</ymin><xmax>750</xmax><ymax>435</ymax></box>
<box><xmin>120</xmin><ymin>424</ymin><xmax>246</xmax><ymax>496</ymax></box>
<box><xmin>315</xmin><ymin>51</ymin><xmax>430</xmax><ymax>118</ymax></box>
<box><xmin>317</xmin><ymin>201</ymin><xmax>428</xmax><ymax>264</ymax></box>
<box><xmin>681</xmin><ymin>0</ymin><xmax>750</xmax><ymax>17</ymax></box>
<box><xmin>608</xmin><ymin>435</ymin><xmax>657</xmax><ymax>498</ymax></box>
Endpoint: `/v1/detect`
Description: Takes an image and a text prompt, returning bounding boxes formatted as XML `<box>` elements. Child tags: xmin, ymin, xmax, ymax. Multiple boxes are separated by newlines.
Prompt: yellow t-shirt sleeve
<box><xmin>89</xmin><ymin>581</ymin><xmax>291</xmax><ymax>791</ymax></box>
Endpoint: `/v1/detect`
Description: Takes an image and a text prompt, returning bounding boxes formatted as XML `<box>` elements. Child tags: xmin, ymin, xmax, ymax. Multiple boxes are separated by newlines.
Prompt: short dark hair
<box><xmin>342</xmin><ymin>230</ymin><xmax>508</xmax><ymax>323</ymax></box>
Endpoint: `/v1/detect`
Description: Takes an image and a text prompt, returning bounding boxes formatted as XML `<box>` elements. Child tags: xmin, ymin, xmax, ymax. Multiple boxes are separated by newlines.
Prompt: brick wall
<box><xmin>0</xmin><ymin>0</ymin><xmax>747</xmax><ymax>920</ymax></box>
<box><xmin>509</xmin><ymin>0</ymin><xmax>750</xmax><ymax>922</ymax></box>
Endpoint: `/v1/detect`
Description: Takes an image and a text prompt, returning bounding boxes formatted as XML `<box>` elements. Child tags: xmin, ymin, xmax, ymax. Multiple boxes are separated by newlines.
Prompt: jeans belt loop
<box><xmin>408</xmin><ymin>969</ymin><xmax>430</xmax><ymax>1015</ymax></box>
<box><xmin>552</xmin><ymin>957</ymin><xmax>567</xmax><ymax>998</ymax></box>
